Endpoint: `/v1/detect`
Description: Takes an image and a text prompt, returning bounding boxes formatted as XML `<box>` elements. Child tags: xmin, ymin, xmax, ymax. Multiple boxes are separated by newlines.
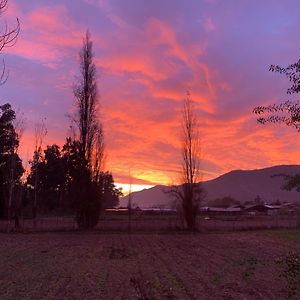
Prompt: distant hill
<box><xmin>120</xmin><ymin>165</ymin><xmax>300</xmax><ymax>208</ymax></box>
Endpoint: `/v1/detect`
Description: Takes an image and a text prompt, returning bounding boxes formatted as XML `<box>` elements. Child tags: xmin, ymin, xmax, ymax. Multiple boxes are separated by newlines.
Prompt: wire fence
<box><xmin>0</xmin><ymin>214</ymin><xmax>299</xmax><ymax>233</ymax></box>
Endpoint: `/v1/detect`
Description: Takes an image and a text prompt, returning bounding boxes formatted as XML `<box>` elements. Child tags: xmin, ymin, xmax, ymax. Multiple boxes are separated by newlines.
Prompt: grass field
<box><xmin>0</xmin><ymin>230</ymin><xmax>300</xmax><ymax>299</ymax></box>
<box><xmin>264</xmin><ymin>229</ymin><xmax>300</xmax><ymax>245</ymax></box>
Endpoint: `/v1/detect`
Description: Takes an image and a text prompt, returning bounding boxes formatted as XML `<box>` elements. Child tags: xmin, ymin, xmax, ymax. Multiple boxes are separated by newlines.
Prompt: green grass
<box><xmin>264</xmin><ymin>229</ymin><xmax>300</xmax><ymax>244</ymax></box>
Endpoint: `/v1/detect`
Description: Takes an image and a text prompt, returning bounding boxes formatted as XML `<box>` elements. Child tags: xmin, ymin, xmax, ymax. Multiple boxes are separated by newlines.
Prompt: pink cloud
<box><xmin>202</xmin><ymin>16</ymin><xmax>216</xmax><ymax>32</ymax></box>
<box><xmin>5</xmin><ymin>0</ymin><xmax>300</xmax><ymax>190</ymax></box>
<box><xmin>8</xmin><ymin>3</ymin><xmax>84</xmax><ymax>64</ymax></box>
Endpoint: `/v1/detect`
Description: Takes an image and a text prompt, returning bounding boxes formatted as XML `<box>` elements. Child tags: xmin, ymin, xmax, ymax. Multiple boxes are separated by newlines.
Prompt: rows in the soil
<box><xmin>197</xmin><ymin>233</ymin><xmax>299</xmax><ymax>298</ymax></box>
<box><xmin>148</xmin><ymin>235</ymin><xmax>223</xmax><ymax>299</ymax></box>
<box><xmin>0</xmin><ymin>232</ymin><xmax>299</xmax><ymax>299</ymax></box>
<box><xmin>98</xmin><ymin>234</ymin><xmax>189</xmax><ymax>299</ymax></box>
<box><xmin>129</xmin><ymin>234</ymin><xmax>189</xmax><ymax>299</ymax></box>
<box><xmin>178</xmin><ymin>233</ymin><xmax>285</xmax><ymax>298</ymax></box>
<box><xmin>128</xmin><ymin>233</ymin><xmax>294</xmax><ymax>299</ymax></box>
<box><xmin>98</xmin><ymin>234</ymin><xmax>141</xmax><ymax>299</ymax></box>
<box><xmin>0</xmin><ymin>236</ymin><xmax>58</xmax><ymax>299</ymax></box>
<box><xmin>0</xmin><ymin>234</ymin><xmax>111</xmax><ymax>299</ymax></box>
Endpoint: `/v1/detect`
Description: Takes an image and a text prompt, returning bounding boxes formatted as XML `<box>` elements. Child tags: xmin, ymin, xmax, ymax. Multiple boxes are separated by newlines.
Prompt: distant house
<box><xmin>200</xmin><ymin>206</ymin><xmax>242</xmax><ymax>215</ymax></box>
<box><xmin>278</xmin><ymin>203</ymin><xmax>300</xmax><ymax>214</ymax></box>
<box><xmin>244</xmin><ymin>204</ymin><xmax>280</xmax><ymax>215</ymax></box>
<box><xmin>200</xmin><ymin>204</ymin><xmax>285</xmax><ymax>216</ymax></box>
<box><xmin>141</xmin><ymin>208</ymin><xmax>177</xmax><ymax>214</ymax></box>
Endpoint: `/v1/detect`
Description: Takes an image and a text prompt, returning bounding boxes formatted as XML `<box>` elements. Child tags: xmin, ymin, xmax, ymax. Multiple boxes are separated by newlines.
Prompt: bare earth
<box><xmin>0</xmin><ymin>230</ymin><xmax>300</xmax><ymax>299</ymax></box>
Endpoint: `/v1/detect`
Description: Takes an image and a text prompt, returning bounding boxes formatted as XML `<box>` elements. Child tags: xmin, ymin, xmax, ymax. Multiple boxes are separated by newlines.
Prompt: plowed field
<box><xmin>1</xmin><ymin>230</ymin><xmax>300</xmax><ymax>299</ymax></box>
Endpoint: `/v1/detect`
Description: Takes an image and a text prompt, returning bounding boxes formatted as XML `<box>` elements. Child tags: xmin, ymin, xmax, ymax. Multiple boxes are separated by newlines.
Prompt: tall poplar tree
<box><xmin>72</xmin><ymin>31</ymin><xmax>104</xmax><ymax>229</ymax></box>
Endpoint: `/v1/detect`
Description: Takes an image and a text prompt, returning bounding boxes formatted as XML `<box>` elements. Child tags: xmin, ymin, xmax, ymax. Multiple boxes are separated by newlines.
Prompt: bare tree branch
<box><xmin>253</xmin><ymin>100</ymin><xmax>300</xmax><ymax>131</ymax></box>
<box><xmin>170</xmin><ymin>92</ymin><xmax>204</xmax><ymax>230</ymax></box>
<box><xmin>0</xmin><ymin>0</ymin><xmax>20</xmax><ymax>85</ymax></box>
<box><xmin>71</xmin><ymin>30</ymin><xmax>104</xmax><ymax>229</ymax></box>
<box><xmin>32</xmin><ymin>119</ymin><xmax>47</xmax><ymax>224</ymax></box>
<box><xmin>73</xmin><ymin>30</ymin><xmax>102</xmax><ymax>170</ymax></box>
<box><xmin>93</xmin><ymin>123</ymin><xmax>105</xmax><ymax>182</ymax></box>
<box><xmin>34</xmin><ymin>118</ymin><xmax>47</xmax><ymax>153</ymax></box>
<box><xmin>254</xmin><ymin>54</ymin><xmax>300</xmax><ymax>194</ymax></box>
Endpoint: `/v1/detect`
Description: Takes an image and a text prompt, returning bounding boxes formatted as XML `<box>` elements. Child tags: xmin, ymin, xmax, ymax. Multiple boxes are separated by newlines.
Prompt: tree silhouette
<box><xmin>27</xmin><ymin>144</ymin><xmax>67</xmax><ymax>212</ymax></box>
<box><xmin>0</xmin><ymin>103</ymin><xmax>24</xmax><ymax>222</ymax></box>
<box><xmin>0</xmin><ymin>1</ymin><xmax>20</xmax><ymax>227</ymax></box>
<box><xmin>30</xmin><ymin>120</ymin><xmax>47</xmax><ymax>225</ymax></box>
<box><xmin>253</xmin><ymin>59</ymin><xmax>300</xmax><ymax>130</ymax></box>
<box><xmin>73</xmin><ymin>30</ymin><xmax>101</xmax><ymax>166</ymax></box>
<box><xmin>98</xmin><ymin>172</ymin><xmax>122</xmax><ymax>209</ymax></box>
<box><xmin>61</xmin><ymin>139</ymin><xmax>121</xmax><ymax>214</ymax></box>
<box><xmin>172</xmin><ymin>93</ymin><xmax>203</xmax><ymax>230</ymax></box>
<box><xmin>71</xmin><ymin>30</ymin><xmax>104</xmax><ymax>229</ymax></box>
<box><xmin>0</xmin><ymin>0</ymin><xmax>20</xmax><ymax>84</ymax></box>
<box><xmin>7</xmin><ymin>107</ymin><xmax>24</xmax><ymax>229</ymax></box>
<box><xmin>254</xmin><ymin>56</ymin><xmax>300</xmax><ymax>191</ymax></box>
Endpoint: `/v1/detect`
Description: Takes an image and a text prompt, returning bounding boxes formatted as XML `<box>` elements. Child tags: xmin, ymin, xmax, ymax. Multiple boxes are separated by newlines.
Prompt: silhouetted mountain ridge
<box><xmin>120</xmin><ymin>165</ymin><xmax>300</xmax><ymax>208</ymax></box>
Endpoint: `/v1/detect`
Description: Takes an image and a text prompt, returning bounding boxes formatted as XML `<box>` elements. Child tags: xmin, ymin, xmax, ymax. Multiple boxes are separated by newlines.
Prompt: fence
<box><xmin>0</xmin><ymin>214</ymin><xmax>299</xmax><ymax>233</ymax></box>
<box><xmin>198</xmin><ymin>216</ymin><xmax>299</xmax><ymax>232</ymax></box>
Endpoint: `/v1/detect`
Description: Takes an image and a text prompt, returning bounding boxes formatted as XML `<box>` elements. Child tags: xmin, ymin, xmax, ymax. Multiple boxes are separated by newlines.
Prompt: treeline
<box><xmin>26</xmin><ymin>141</ymin><xmax>121</xmax><ymax>215</ymax></box>
<box><xmin>0</xmin><ymin>32</ymin><xmax>122</xmax><ymax>230</ymax></box>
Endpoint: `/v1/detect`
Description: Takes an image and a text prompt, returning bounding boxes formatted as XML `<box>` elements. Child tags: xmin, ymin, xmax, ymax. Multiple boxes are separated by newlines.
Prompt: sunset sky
<box><xmin>1</xmin><ymin>0</ymin><xmax>300</xmax><ymax>193</ymax></box>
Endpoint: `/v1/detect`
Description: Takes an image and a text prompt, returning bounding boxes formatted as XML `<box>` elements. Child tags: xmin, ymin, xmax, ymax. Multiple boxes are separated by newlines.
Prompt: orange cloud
<box><xmin>7</xmin><ymin>0</ymin><xmax>300</xmax><ymax>193</ymax></box>
<box><xmin>8</xmin><ymin>3</ymin><xmax>84</xmax><ymax>64</ymax></box>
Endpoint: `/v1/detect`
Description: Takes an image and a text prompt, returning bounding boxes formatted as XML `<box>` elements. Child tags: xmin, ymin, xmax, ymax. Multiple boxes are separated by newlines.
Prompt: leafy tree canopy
<box><xmin>0</xmin><ymin>103</ymin><xmax>24</xmax><ymax>218</ymax></box>
<box><xmin>253</xmin><ymin>56</ymin><xmax>300</xmax><ymax>192</ymax></box>
<box><xmin>0</xmin><ymin>103</ymin><xmax>18</xmax><ymax>154</ymax></box>
<box><xmin>253</xmin><ymin>59</ymin><xmax>300</xmax><ymax>130</ymax></box>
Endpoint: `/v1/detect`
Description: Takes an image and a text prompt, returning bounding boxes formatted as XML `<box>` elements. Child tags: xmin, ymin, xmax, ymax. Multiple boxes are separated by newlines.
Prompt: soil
<box><xmin>0</xmin><ymin>230</ymin><xmax>299</xmax><ymax>299</ymax></box>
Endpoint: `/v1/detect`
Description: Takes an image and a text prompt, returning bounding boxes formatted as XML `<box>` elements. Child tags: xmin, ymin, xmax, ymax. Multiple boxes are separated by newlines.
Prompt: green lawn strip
<box><xmin>262</xmin><ymin>229</ymin><xmax>300</xmax><ymax>244</ymax></box>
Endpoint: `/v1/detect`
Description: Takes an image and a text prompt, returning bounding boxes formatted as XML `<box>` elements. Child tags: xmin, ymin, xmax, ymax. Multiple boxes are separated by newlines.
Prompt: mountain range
<box><xmin>120</xmin><ymin>165</ymin><xmax>300</xmax><ymax>208</ymax></box>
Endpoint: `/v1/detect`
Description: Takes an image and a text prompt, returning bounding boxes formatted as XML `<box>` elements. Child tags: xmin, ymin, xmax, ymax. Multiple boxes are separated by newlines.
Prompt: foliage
<box><xmin>26</xmin><ymin>140</ymin><xmax>121</xmax><ymax>219</ymax></box>
<box><xmin>276</xmin><ymin>173</ymin><xmax>300</xmax><ymax>193</ymax></box>
<box><xmin>99</xmin><ymin>172</ymin><xmax>123</xmax><ymax>209</ymax></box>
<box><xmin>60</xmin><ymin>137</ymin><xmax>99</xmax><ymax>228</ymax></box>
<box><xmin>70</xmin><ymin>31</ymin><xmax>105</xmax><ymax>229</ymax></box>
<box><xmin>253</xmin><ymin>59</ymin><xmax>300</xmax><ymax>129</ymax></box>
<box><xmin>27</xmin><ymin>144</ymin><xmax>66</xmax><ymax>212</ymax></box>
<box><xmin>253</xmin><ymin>56</ymin><xmax>300</xmax><ymax>193</ymax></box>
<box><xmin>269</xmin><ymin>60</ymin><xmax>300</xmax><ymax>95</ymax></box>
<box><xmin>254</xmin><ymin>100</ymin><xmax>300</xmax><ymax>130</ymax></box>
<box><xmin>0</xmin><ymin>103</ymin><xmax>24</xmax><ymax>218</ymax></box>
<box><xmin>70</xmin><ymin>167</ymin><xmax>101</xmax><ymax>229</ymax></box>
<box><xmin>0</xmin><ymin>1</ymin><xmax>21</xmax><ymax>221</ymax></box>
<box><xmin>276</xmin><ymin>251</ymin><xmax>300</xmax><ymax>298</ymax></box>
<box><xmin>0</xmin><ymin>103</ymin><xmax>18</xmax><ymax>153</ymax></box>
<box><xmin>0</xmin><ymin>153</ymin><xmax>24</xmax><ymax>218</ymax></box>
